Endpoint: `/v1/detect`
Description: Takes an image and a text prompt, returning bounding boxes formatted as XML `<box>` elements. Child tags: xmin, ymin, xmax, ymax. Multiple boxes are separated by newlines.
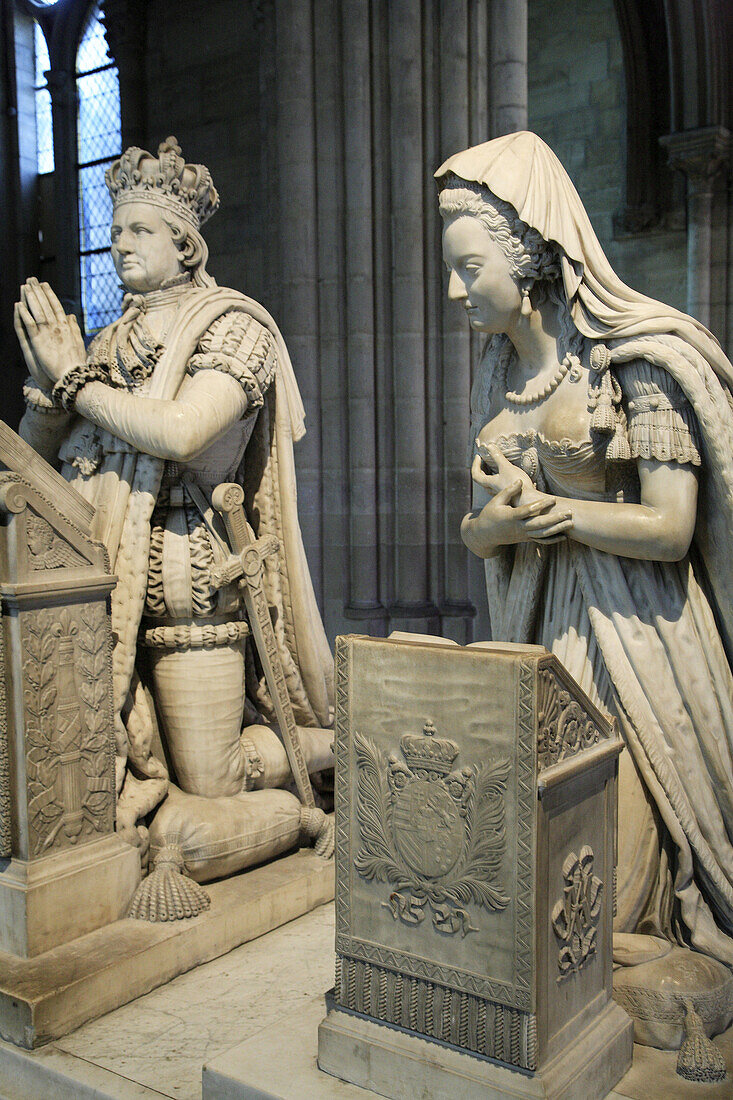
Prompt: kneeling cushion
<box><xmin>148</xmin><ymin>783</ymin><xmax>302</xmax><ymax>883</ymax></box>
<box><xmin>613</xmin><ymin>942</ymin><xmax>733</xmax><ymax>1049</ymax></box>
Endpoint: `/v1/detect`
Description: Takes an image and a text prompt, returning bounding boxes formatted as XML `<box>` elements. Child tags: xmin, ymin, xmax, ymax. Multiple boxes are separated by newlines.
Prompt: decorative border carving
<box><xmin>613</xmin><ymin>979</ymin><xmax>733</xmax><ymax>1024</ymax></box>
<box><xmin>334</xmin><ymin>955</ymin><xmax>537</xmax><ymax>1071</ymax></box>
<box><xmin>22</xmin><ymin>603</ymin><xmax>115</xmax><ymax>856</ymax></box>
<box><xmin>334</xmin><ymin>635</ymin><xmax>352</xmax><ymax>943</ymax></box>
<box><xmin>337</xmin><ymin>935</ymin><xmax>518</xmax><ymax>1006</ymax></box>
<box><xmin>0</xmin><ymin>610</ymin><xmax>10</xmax><ymax>858</ymax></box>
<box><xmin>514</xmin><ymin>659</ymin><xmax>536</xmax><ymax>999</ymax></box>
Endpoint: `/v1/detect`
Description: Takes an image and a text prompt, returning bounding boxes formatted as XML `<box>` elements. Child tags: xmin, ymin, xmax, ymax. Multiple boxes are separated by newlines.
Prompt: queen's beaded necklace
<box><xmin>498</xmin><ymin>343</ymin><xmax>582</xmax><ymax>405</ymax></box>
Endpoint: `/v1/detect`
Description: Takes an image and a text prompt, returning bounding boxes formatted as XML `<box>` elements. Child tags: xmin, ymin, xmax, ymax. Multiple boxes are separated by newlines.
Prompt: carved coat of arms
<box><xmin>353</xmin><ymin>721</ymin><xmax>510</xmax><ymax>936</ymax></box>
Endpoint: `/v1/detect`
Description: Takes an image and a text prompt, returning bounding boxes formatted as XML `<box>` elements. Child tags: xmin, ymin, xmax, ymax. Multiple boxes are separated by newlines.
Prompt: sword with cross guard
<box><xmin>210</xmin><ymin>483</ymin><xmax>316</xmax><ymax>809</ymax></box>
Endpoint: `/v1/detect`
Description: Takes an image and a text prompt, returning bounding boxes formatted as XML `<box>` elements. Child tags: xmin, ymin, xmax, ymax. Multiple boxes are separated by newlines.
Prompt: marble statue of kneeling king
<box><xmin>14</xmin><ymin>137</ymin><xmax>334</xmax><ymax>921</ymax></box>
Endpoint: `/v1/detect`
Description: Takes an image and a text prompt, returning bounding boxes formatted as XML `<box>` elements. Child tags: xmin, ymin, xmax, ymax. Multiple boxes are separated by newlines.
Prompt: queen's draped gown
<box><xmin>479</xmin><ymin>350</ymin><xmax>733</xmax><ymax>966</ymax></box>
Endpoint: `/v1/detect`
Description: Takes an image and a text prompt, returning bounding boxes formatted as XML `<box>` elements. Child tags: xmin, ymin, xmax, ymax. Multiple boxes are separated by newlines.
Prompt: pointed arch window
<box><xmin>33</xmin><ymin>21</ymin><xmax>54</xmax><ymax>174</ymax></box>
<box><xmin>76</xmin><ymin>0</ymin><xmax>122</xmax><ymax>333</ymax></box>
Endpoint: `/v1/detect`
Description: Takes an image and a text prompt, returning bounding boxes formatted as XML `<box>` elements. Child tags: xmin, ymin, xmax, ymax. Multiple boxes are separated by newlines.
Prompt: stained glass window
<box><xmin>76</xmin><ymin>0</ymin><xmax>122</xmax><ymax>333</ymax></box>
<box><xmin>33</xmin><ymin>22</ymin><xmax>53</xmax><ymax>174</ymax></box>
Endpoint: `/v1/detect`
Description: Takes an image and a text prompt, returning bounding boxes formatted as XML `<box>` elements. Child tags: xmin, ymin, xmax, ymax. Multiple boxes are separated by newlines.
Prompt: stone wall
<box><xmin>142</xmin><ymin>0</ymin><xmax>268</xmax><ymax>305</ymax></box>
<box><xmin>7</xmin><ymin>0</ymin><xmax>720</xmax><ymax>644</ymax></box>
<box><xmin>143</xmin><ymin>0</ymin><xmax>692</xmax><ymax>324</ymax></box>
<box><xmin>528</xmin><ymin>0</ymin><xmax>688</xmax><ymax>312</ymax></box>
<box><xmin>133</xmin><ymin>0</ymin><xmax>695</xmax><ymax>642</ymax></box>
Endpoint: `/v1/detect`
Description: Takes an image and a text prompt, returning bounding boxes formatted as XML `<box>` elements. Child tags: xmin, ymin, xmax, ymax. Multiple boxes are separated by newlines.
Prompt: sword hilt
<box><xmin>210</xmin><ymin>537</ymin><xmax>280</xmax><ymax>589</ymax></box>
<box><xmin>211</xmin><ymin>483</ymin><xmax>250</xmax><ymax>551</ymax></box>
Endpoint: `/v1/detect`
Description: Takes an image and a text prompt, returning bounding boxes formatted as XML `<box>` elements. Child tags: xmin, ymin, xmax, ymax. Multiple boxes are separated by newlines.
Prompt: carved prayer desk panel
<box><xmin>333</xmin><ymin>634</ymin><xmax>622</xmax><ymax>1073</ymax></box>
<box><xmin>0</xmin><ymin>422</ymin><xmax>116</xmax><ymax>864</ymax></box>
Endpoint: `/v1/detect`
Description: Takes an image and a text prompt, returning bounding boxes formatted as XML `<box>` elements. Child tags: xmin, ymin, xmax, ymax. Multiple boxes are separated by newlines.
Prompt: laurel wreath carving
<box><xmin>353</xmin><ymin>730</ymin><xmax>510</xmax><ymax>936</ymax></box>
<box><xmin>24</xmin><ymin>605</ymin><xmax>113</xmax><ymax>855</ymax></box>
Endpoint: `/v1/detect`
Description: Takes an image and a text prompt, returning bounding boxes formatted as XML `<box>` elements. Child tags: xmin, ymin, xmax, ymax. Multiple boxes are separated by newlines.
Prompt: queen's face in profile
<box><xmin>442</xmin><ymin>215</ymin><xmax>523</xmax><ymax>335</ymax></box>
<box><xmin>110</xmin><ymin>201</ymin><xmax>183</xmax><ymax>293</ymax></box>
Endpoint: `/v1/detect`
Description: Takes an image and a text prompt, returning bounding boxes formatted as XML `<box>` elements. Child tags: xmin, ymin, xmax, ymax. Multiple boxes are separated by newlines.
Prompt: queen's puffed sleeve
<box><xmin>619</xmin><ymin>359</ymin><xmax>701</xmax><ymax>466</ymax></box>
<box><xmin>187</xmin><ymin>311</ymin><xmax>277</xmax><ymax>414</ymax></box>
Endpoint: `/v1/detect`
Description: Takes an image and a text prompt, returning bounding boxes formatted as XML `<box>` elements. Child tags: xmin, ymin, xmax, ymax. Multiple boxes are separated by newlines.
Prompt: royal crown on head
<box><xmin>105</xmin><ymin>137</ymin><xmax>220</xmax><ymax>230</ymax></box>
<box><xmin>400</xmin><ymin>720</ymin><xmax>459</xmax><ymax>779</ymax></box>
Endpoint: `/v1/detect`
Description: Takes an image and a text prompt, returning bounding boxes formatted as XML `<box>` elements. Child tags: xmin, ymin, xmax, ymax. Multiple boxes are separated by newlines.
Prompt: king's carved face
<box><xmin>110</xmin><ymin>201</ymin><xmax>184</xmax><ymax>293</ymax></box>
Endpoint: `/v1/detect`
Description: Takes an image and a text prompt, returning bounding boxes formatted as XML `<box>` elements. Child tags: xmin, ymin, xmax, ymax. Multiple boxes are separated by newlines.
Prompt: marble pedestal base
<box><xmin>202</xmin><ymin>994</ymin><xmax>634</xmax><ymax>1100</ymax></box>
<box><xmin>0</xmin><ymin>835</ymin><xmax>140</xmax><ymax>958</ymax></box>
<box><xmin>0</xmin><ymin>847</ymin><xmax>333</xmax><ymax>1049</ymax></box>
<box><xmin>316</xmin><ymin>1000</ymin><xmax>634</xmax><ymax>1100</ymax></box>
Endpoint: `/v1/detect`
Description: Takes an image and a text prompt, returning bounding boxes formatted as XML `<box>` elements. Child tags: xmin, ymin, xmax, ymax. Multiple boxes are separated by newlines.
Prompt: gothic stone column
<box><xmin>490</xmin><ymin>0</ymin><xmax>528</xmax><ymax>136</ymax></box>
<box><xmin>45</xmin><ymin>68</ymin><xmax>82</xmax><ymax>317</ymax></box>
<box><xmin>662</xmin><ymin>125</ymin><xmax>731</xmax><ymax>330</ymax></box>
<box><xmin>100</xmin><ymin>0</ymin><xmax>147</xmax><ymax>150</ymax></box>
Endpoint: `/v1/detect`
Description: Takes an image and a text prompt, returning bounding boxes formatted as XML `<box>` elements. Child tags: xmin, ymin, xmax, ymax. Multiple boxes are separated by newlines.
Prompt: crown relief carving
<box><xmin>397</xmin><ymin>719</ymin><xmax>459</xmax><ymax>778</ymax></box>
<box><xmin>105</xmin><ymin>136</ymin><xmax>220</xmax><ymax>229</ymax></box>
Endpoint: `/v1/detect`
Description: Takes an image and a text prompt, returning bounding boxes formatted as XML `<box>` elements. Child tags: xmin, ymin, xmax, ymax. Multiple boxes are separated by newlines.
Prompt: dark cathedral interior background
<box><xmin>1</xmin><ymin>0</ymin><xmax>731</xmax><ymax>644</ymax></box>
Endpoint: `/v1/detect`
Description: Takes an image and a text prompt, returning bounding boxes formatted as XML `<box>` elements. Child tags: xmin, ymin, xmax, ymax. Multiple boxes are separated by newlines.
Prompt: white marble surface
<box><xmin>0</xmin><ymin>846</ymin><xmax>333</xmax><ymax>1049</ymax></box>
<box><xmin>1</xmin><ymin>901</ymin><xmax>731</xmax><ymax>1100</ymax></box>
<box><xmin>53</xmin><ymin>903</ymin><xmax>336</xmax><ymax>1100</ymax></box>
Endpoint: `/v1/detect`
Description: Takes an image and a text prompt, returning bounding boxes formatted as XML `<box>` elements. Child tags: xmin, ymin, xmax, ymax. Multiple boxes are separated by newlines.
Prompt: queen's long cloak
<box><xmin>479</xmin><ymin>331</ymin><xmax>733</xmax><ymax>968</ymax></box>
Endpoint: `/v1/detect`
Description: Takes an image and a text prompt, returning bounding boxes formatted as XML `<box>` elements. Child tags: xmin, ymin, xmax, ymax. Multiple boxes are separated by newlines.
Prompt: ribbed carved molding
<box><xmin>271</xmin><ymin>0</ymin><xmax>501</xmax><ymax>641</ymax></box>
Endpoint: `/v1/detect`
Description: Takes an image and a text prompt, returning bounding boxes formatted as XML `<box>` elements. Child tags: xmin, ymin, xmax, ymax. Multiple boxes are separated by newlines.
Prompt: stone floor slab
<box><xmin>203</xmin><ymin>991</ymin><xmax>733</xmax><ymax>1100</ymax></box>
<box><xmin>0</xmin><ymin>1038</ymin><xmax>171</xmax><ymax>1100</ymax></box>
<box><xmin>0</xmin><ymin>848</ymin><xmax>334</xmax><ymax>1049</ymax></box>
<box><xmin>203</xmin><ymin>997</ymin><xmax>634</xmax><ymax>1100</ymax></box>
<box><xmin>1</xmin><ymin>901</ymin><xmax>730</xmax><ymax>1100</ymax></box>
